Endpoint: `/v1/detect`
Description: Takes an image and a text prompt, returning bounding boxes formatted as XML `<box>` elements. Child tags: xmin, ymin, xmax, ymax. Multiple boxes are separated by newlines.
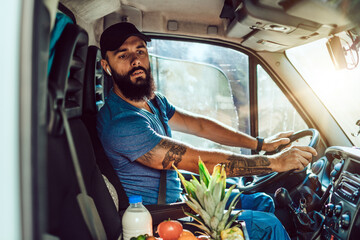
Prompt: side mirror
<box><xmin>326</xmin><ymin>36</ymin><xmax>347</xmax><ymax>70</ymax></box>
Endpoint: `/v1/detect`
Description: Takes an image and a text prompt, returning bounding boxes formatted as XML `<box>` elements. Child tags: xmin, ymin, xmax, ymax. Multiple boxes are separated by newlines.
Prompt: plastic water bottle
<box><xmin>122</xmin><ymin>195</ymin><xmax>153</xmax><ymax>240</ymax></box>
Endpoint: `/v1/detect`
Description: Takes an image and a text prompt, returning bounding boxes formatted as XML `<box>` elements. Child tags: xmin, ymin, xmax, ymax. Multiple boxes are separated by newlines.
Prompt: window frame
<box><xmin>250</xmin><ymin>57</ymin><xmax>316</xmax><ymax>138</ymax></box>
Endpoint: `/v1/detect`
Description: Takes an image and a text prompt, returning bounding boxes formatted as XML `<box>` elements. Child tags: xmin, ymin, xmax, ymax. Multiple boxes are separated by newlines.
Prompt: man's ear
<box><xmin>100</xmin><ymin>59</ymin><xmax>111</xmax><ymax>76</ymax></box>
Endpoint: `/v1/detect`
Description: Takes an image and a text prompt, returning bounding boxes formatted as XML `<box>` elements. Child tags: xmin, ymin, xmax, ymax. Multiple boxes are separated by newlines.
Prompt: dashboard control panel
<box><xmin>321</xmin><ymin>148</ymin><xmax>360</xmax><ymax>240</ymax></box>
<box><xmin>336</xmin><ymin>173</ymin><xmax>360</xmax><ymax>204</ymax></box>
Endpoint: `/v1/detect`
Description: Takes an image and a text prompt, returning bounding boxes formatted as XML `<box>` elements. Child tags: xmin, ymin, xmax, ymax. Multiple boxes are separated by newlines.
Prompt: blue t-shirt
<box><xmin>97</xmin><ymin>90</ymin><xmax>182</xmax><ymax>205</ymax></box>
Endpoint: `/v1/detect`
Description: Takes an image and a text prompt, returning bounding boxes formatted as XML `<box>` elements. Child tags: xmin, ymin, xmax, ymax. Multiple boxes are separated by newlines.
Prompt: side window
<box><xmin>147</xmin><ymin>40</ymin><xmax>250</xmax><ymax>153</ymax></box>
<box><xmin>147</xmin><ymin>40</ymin><xmax>309</xmax><ymax>152</ymax></box>
<box><xmin>257</xmin><ymin>64</ymin><xmax>308</xmax><ymax>138</ymax></box>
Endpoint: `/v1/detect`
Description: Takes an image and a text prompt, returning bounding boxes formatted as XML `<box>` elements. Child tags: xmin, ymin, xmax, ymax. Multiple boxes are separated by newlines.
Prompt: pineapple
<box><xmin>173</xmin><ymin>158</ymin><xmax>242</xmax><ymax>240</ymax></box>
<box><xmin>221</xmin><ymin>227</ymin><xmax>244</xmax><ymax>240</ymax></box>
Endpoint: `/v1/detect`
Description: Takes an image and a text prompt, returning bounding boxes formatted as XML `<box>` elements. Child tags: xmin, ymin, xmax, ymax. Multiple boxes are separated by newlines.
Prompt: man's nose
<box><xmin>130</xmin><ymin>54</ymin><xmax>141</xmax><ymax>67</ymax></box>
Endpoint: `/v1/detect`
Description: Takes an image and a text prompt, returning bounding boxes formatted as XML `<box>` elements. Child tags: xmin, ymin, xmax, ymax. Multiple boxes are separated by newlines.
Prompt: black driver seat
<box><xmin>81</xmin><ymin>45</ymin><xmax>192</xmax><ymax>225</ymax></box>
<box><xmin>82</xmin><ymin>45</ymin><xmax>129</xmax><ymax>212</ymax></box>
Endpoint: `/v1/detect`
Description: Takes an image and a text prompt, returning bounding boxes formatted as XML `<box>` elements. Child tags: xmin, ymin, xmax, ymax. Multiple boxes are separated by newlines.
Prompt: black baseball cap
<box><xmin>100</xmin><ymin>22</ymin><xmax>151</xmax><ymax>58</ymax></box>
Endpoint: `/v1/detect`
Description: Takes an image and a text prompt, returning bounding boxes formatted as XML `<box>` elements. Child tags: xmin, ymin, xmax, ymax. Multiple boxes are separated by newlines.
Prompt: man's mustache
<box><xmin>129</xmin><ymin>66</ymin><xmax>147</xmax><ymax>76</ymax></box>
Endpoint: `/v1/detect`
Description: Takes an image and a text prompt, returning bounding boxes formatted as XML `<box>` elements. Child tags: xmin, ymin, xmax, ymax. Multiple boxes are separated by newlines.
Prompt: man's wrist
<box><xmin>267</xmin><ymin>155</ymin><xmax>276</xmax><ymax>172</ymax></box>
<box><xmin>255</xmin><ymin>136</ymin><xmax>264</xmax><ymax>154</ymax></box>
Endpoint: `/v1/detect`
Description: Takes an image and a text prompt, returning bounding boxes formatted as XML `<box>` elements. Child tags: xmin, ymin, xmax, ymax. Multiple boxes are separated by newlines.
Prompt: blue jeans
<box><xmin>226</xmin><ymin>190</ymin><xmax>290</xmax><ymax>240</ymax></box>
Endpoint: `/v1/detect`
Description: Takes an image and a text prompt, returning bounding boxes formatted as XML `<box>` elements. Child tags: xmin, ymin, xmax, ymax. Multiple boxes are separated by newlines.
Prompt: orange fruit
<box><xmin>178</xmin><ymin>230</ymin><xmax>197</xmax><ymax>240</ymax></box>
<box><xmin>180</xmin><ymin>230</ymin><xmax>195</xmax><ymax>237</ymax></box>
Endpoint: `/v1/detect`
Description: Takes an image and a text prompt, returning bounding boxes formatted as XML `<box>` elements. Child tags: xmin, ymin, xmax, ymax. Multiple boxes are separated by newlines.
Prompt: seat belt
<box><xmin>158</xmin><ymin>171</ymin><xmax>167</xmax><ymax>205</ymax></box>
<box><xmin>151</xmin><ymin>97</ymin><xmax>167</xmax><ymax>205</ymax></box>
<box><xmin>60</xmin><ymin>107</ymin><xmax>107</xmax><ymax>240</ymax></box>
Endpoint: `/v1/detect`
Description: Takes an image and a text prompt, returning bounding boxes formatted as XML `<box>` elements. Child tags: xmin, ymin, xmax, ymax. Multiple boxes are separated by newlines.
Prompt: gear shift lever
<box><xmin>275</xmin><ymin>187</ymin><xmax>325</xmax><ymax>237</ymax></box>
<box><xmin>275</xmin><ymin>188</ymin><xmax>313</xmax><ymax>227</ymax></box>
<box><xmin>275</xmin><ymin>187</ymin><xmax>298</xmax><ymax>213</ymax></box>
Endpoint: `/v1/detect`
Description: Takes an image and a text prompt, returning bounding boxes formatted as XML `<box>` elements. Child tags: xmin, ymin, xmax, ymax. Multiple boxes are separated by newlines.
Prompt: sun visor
<box><xmin>222</xmin><ymin>0</ymin><xmax>353</xmax><ymax>52</ymax></box>
<box><xmin>60</xmin><ymin>0</ymin><xmax>120</xmax><ymax>22</ymax></box>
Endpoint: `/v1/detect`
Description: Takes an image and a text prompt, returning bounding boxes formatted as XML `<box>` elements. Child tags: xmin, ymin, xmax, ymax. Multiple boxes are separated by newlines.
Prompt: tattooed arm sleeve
<box><xmin>223</xmin><ymin>155</ymin><xmax>272</xmax><ymax>177</ymax></box>
<box><xmin>137</xmin><ymin>138</ymin><xmax>188</xmax><ymax>170</ymax></box>
<box><xmin>137</xmin><ymin>138</ymin><xmax>274</xmax><ymax>176</ymax></box>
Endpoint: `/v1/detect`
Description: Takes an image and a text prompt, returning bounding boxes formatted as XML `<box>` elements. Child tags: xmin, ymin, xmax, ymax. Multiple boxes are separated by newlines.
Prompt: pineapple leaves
<box><xmin>198</xmin><ymin>158</ymin><xmax>211</xmax><ymax>187</ymax></box>
<box><xmin>173</xmin><ymin>158</ymin><xmax>242</xmax><ymax>240</ymax></box>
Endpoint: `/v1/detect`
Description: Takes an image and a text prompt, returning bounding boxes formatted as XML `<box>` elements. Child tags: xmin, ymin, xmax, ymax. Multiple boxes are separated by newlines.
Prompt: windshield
<box><xmin>286</xmin><ymin>31</ymin><xmax>360</xmax><ymax>147</ymax></box>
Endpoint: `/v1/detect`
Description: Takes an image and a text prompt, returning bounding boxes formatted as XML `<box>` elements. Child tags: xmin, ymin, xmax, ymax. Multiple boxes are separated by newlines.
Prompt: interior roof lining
<box><xmin>62</xmin><ymin>0</ymin><xmax>355</xmax><ymax>53</ymax></box>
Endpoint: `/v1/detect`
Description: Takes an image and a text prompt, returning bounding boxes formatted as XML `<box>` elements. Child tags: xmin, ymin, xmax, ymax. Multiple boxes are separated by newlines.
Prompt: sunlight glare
<box><xmin>287</xmin><ymin>36</ymin><xmax>360</xmax><ymax>147</ymax></box>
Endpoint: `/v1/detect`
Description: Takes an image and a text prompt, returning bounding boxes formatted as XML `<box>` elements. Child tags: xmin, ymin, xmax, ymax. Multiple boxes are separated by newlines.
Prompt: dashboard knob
<box><xmin>325</xmin><ymin>203</ymin><xmax>335</xmax><ymax>217</ymax></box>
<box><xmin>339</xmin><ymin>213</ymin><xmax>351</xmax><ymax>229</ymax></box>
<box><xmin>311</xmin><ymin>159</ymin><xmax>325</xmax><ymax>175</ymax></box>
<box><xmin>334</xmin><ymin>204</ymin><xmax>342</xmax><ymax>217</ymax></box>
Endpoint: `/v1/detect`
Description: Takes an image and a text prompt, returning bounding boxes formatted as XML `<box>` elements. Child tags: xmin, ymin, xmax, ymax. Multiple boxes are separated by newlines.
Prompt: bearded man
<box><xmin>97</xmin><ymin>22</ymin><xmax>317</xmax><ymax>240</ymax></box>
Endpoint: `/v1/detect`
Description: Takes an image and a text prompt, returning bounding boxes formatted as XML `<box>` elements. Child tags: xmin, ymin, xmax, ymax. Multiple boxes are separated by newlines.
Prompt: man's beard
<box><xmin>110</xmin><ymin>65</ymin><xmax>155</xmax><ymax>101</ymax></box>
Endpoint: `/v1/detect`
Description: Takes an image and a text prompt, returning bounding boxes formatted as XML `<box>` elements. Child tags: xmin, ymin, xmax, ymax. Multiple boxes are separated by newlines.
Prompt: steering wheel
<box><xmin>236</xmin><ymin>128</ymin><xmax>320</xmax><ymax>193</ymax></box>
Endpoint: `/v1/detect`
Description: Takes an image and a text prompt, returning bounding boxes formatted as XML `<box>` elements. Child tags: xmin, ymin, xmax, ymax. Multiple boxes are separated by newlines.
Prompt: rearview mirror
<box><xmin>326</xmin><ymin>36</ymin><xmax>347</xmax><ymax>70</ymax></box>
<box><xmin>326</xmin><ymin>33</ymin><xmax>360</xmax><ymax>70</ymax></box>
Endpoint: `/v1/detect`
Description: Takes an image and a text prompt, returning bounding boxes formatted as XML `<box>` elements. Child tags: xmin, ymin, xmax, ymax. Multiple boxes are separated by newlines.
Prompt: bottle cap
<box><xmin>129</xmin><ymin>195</ymin><xmax>142</xmax><ymax>204</ymax></box>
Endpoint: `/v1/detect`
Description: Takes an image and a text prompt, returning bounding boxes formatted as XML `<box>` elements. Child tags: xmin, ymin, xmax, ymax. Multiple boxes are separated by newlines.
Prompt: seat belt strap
<box><xmin>158</xmin><ymin>171</ymin><xmax>167</xmax><ymax>205</ymax></box>
<box><xmin>150</xmin><ymin>97</ymin><xmax>167</xmax><ymax>205</ymax></box>
<box><xmin>60</xmin><ymin>107</ymin><xmax>107</xmax><ymax>240</ymax></box>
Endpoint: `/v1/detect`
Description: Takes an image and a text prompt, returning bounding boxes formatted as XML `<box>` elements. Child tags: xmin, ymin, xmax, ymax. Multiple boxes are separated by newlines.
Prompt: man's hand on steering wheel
<box><xmin>237</xmin><ymin>129</ymin><xmax>320</xmax><ymax>193</ymax></box>
<box><xmin>262</xmin><ymin>131</ymin><xmax>294</xmax><ymax>152</ymax></box>
<box><xmin>269</xmin><ymin>145</ymin><xmax>318</xmax><ymax>172</ymax></box>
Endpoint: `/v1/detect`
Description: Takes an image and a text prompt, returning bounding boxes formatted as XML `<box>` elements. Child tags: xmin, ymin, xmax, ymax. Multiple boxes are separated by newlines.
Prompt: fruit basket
<box><xmin>152</xmin><ymin>219</ymin><xmax>249</xmax><ymax>240</ymax></box>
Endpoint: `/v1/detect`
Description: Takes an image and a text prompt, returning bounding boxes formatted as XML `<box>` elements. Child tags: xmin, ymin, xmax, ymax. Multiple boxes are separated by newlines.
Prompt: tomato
<box><xmin>157</xmin><ymin>220</ymin><xmax>183</xmax><ymax>240</ymax></box>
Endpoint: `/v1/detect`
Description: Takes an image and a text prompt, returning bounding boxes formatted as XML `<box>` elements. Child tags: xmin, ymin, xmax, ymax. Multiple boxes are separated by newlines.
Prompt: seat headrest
<box><xmin>83</xmin><ymin>46</ymin><xmax>105</xmax><ymax>115</ymax></box>
<box><xmin>48</xmin><ymin>23</ymin><xmax>88</xmax><ymax>135</ymax></box>
<box><xmin>83</xmin><ymin>46</ymin><xmax>114</xmax><ymax>116</ymax></box>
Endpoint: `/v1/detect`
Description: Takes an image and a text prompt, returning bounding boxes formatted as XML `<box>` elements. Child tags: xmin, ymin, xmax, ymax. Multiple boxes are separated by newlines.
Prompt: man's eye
<box><xmin>119</xmin><ymin>54</ymin><xmax>127</xmax><ymax>59</ymax></box>
<box><xmin>138</xmin><ymin>50</ymin><xmax>145</xmax><ymax>55</ymax></box>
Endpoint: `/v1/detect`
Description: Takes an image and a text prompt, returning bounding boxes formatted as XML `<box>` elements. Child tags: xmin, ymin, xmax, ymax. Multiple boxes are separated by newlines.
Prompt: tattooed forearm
<box><xmin>140</xmin><ymin>151</ymin><xmax>154</xmax><ymax>164</ymax></box>
<box><xmin>159</xmin><ymin>140</ymin><xmax>187</xmax><ymax>169</ymax></box>
<box><xmin>223</xmin><ymin>155</ymin><xmax>272</xmax><ymax>177</ymax></box>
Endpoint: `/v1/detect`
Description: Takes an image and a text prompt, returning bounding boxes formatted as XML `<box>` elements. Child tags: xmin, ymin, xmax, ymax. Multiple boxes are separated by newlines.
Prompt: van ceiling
<box><xmin>60</xmin><ymin>0</ymin><xmax>355</xmax><ymax>52</ymax></box>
